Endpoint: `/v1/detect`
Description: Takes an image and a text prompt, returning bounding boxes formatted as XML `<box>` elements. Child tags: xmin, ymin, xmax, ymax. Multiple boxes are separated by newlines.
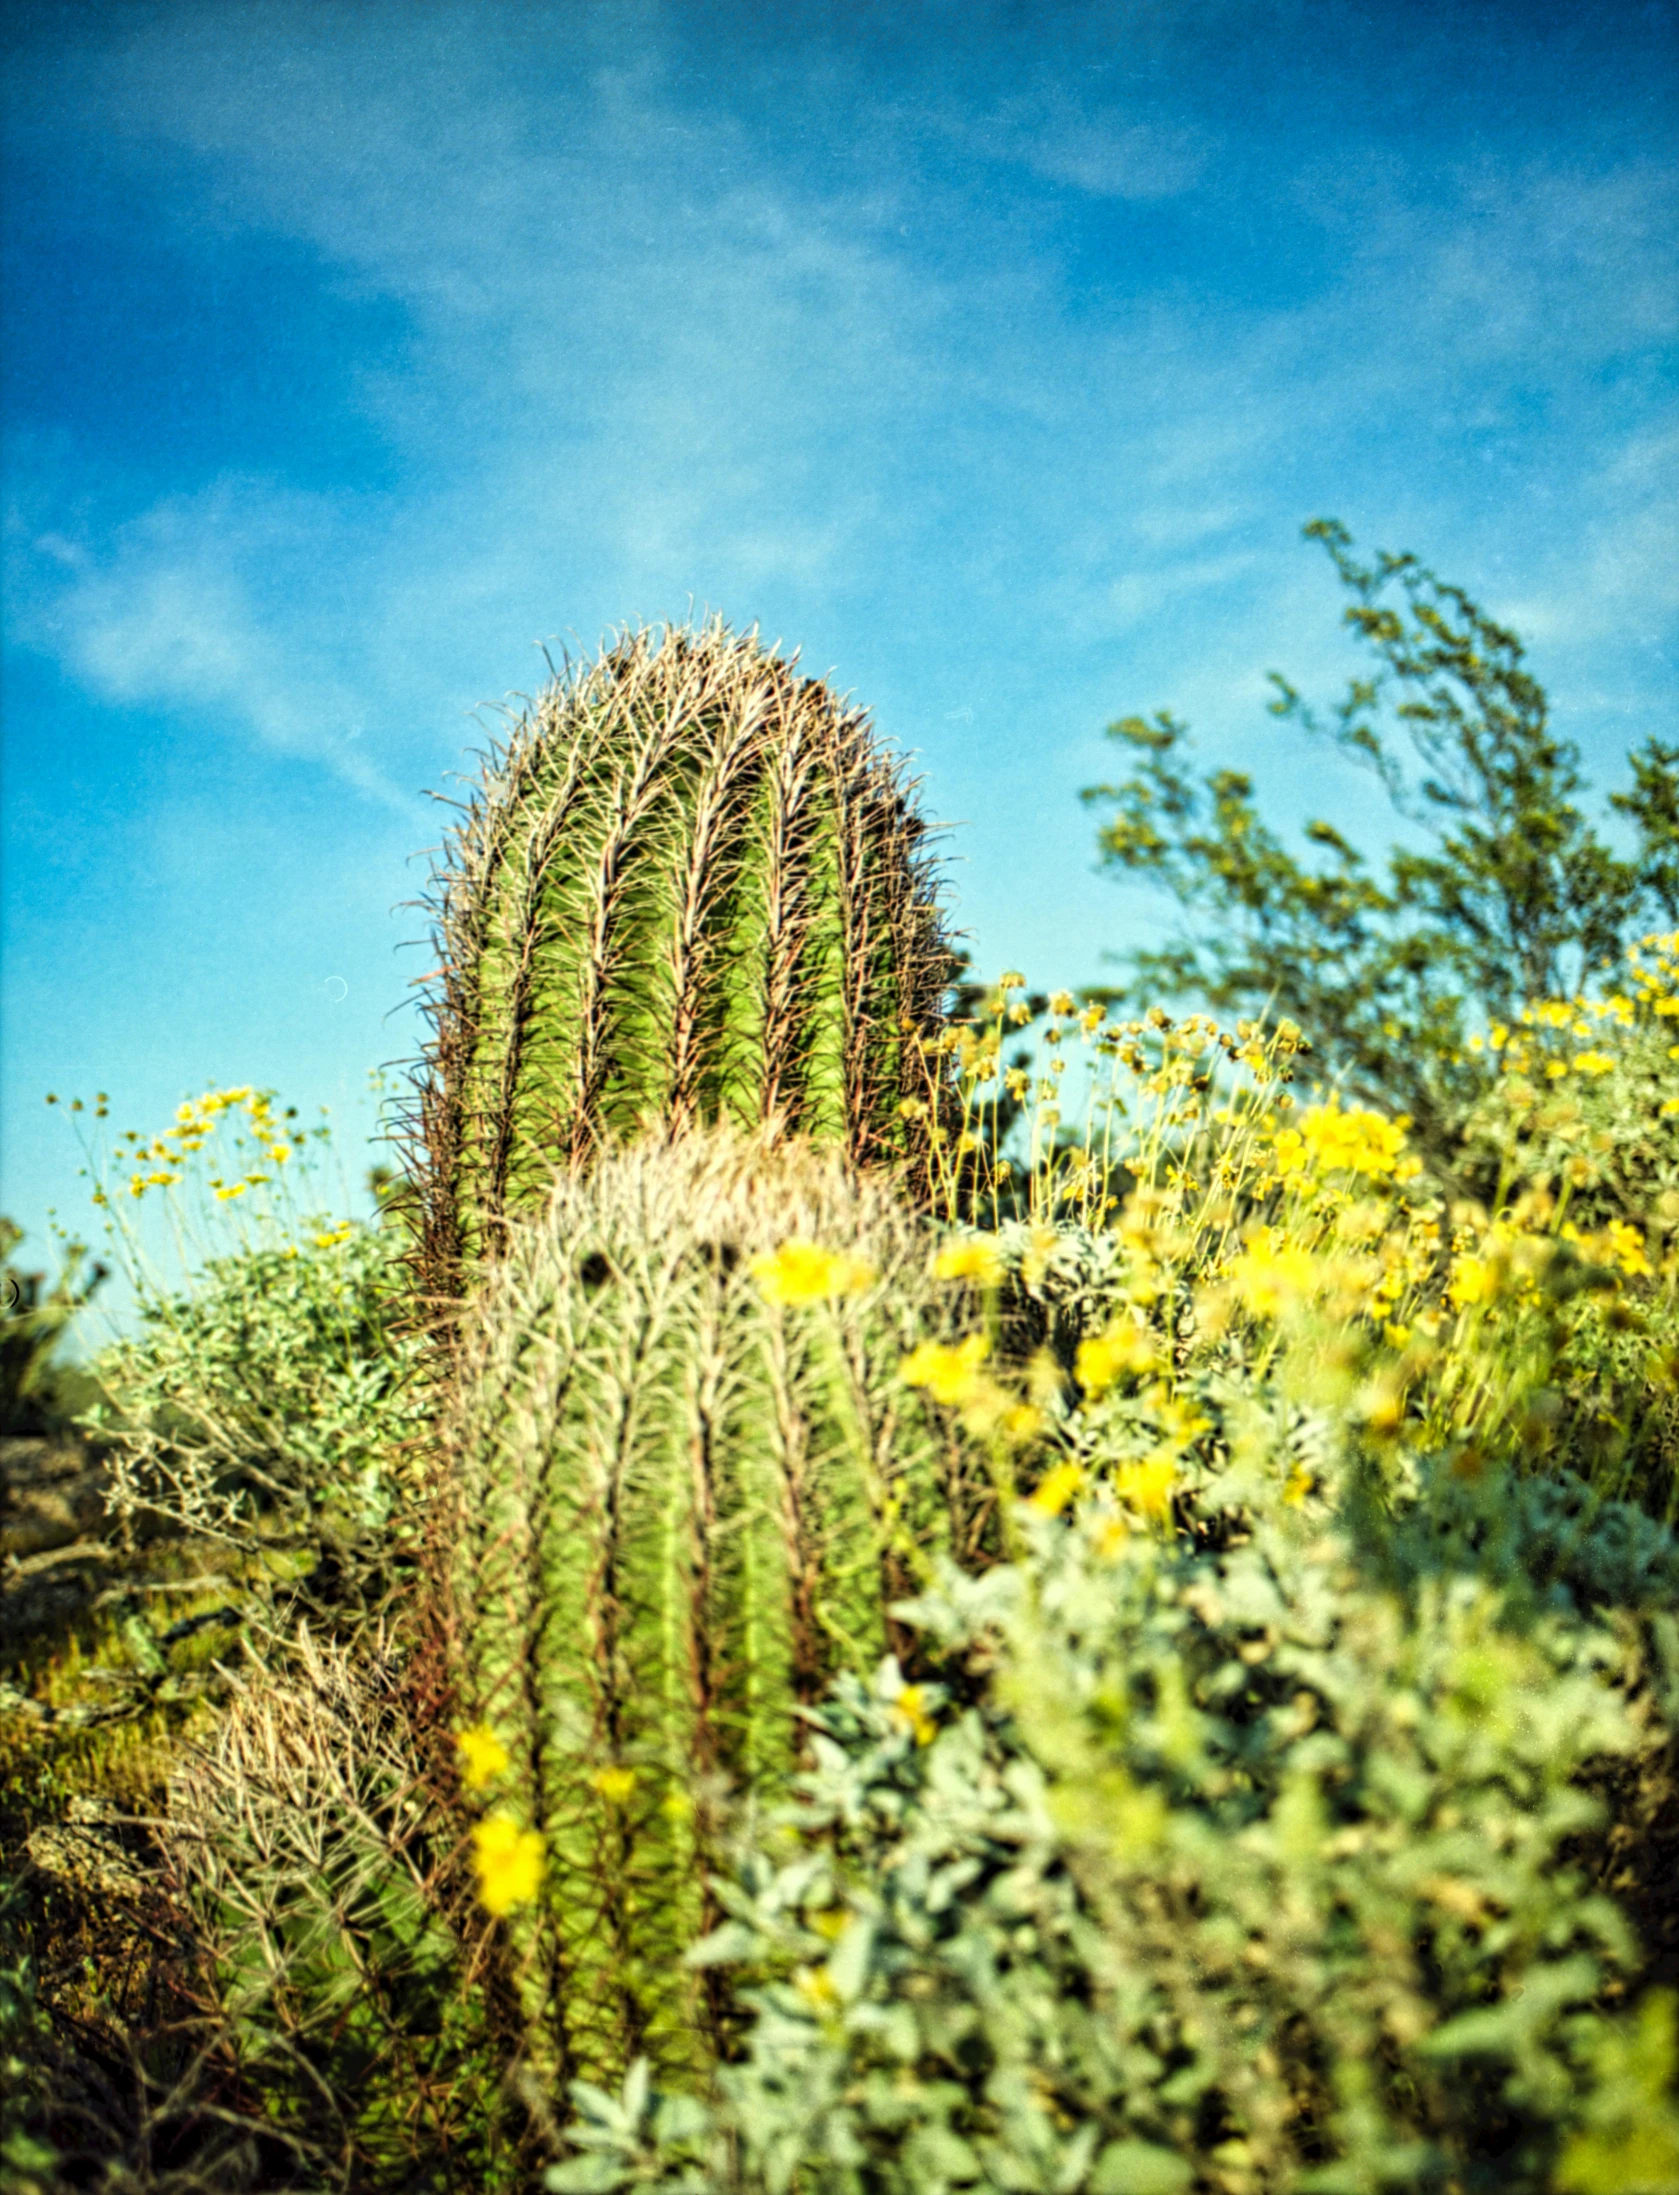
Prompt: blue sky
<box><xmin>3</xmin><ymin>0</ymin><xmax>1676</xmax><ymax>1285</ymax></box>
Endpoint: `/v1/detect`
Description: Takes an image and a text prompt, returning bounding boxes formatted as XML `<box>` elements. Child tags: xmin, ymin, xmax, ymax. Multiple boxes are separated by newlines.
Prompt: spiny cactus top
<box><xmin>410</xmin><ymin>618</ymin><xmax>958</xmax><ymax>1293</ymax></box>
<box><xmin>441</xmin><ymin>1128</ymin><xmax>992</xmax><ymax>2092</ymax></box>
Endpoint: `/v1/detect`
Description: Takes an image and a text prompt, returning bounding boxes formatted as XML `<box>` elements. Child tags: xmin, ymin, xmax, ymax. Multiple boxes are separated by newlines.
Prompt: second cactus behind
<box><xmin>413</xmin><ymin>618</ymin><xmax>957</xmax><ymax>1292</ymax></box>
<box><xmin>442</xmin><ymin>1129</ymin><xmax>990</xmax><ymax>2094</ymax></box>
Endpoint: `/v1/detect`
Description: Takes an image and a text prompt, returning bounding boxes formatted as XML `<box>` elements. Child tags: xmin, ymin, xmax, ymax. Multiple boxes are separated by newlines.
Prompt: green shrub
<box><xmin>577</xmin><ymin>1481</ymin><xmax>1675</xmax><ymax>2194</ymax></box>
<box><xmin>90</xmin><ymin>1220</ymin><xmax>429</xmax><ymax>1566</ymax></box>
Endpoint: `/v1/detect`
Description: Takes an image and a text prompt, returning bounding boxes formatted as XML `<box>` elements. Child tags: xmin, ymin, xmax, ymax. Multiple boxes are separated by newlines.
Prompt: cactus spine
<box><xmin>444</xmin><ymin>1131</ymin><xmax>988</xmax><ymax>2092</ymax></box>
<box><xmin>412</xmin><ymin>619</ymin><xmax>957</xmax><ymax>1295</ymax></box>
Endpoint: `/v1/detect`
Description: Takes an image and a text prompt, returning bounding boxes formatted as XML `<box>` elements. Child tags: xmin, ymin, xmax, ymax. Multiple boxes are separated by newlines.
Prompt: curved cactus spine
<box><xmin>443</xmin><ymin>1130</ymin><xmax>988</xmax><ymax>2092</ymax></box>
<box><xmin>408</xmin><ymin>619</ymin><xmax>957</xmax><ymax>1299</ymax></box>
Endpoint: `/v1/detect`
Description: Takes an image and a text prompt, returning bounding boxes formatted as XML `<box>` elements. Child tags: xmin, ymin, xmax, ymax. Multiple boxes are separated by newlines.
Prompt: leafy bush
<box><xmin>572</xmin><ymin>1481</ymin><xmax>1677</xmax><ymax>2194</ymax></box>
<box><xmin>1080</xmin><ymin>519</ymin><xmax>1679</xmax><ymax>1157</ymax></box>
<box><xmin>89</xmin><ymin>1221</ymin><xmax>429</xmax><ymax>1562</ymax></box>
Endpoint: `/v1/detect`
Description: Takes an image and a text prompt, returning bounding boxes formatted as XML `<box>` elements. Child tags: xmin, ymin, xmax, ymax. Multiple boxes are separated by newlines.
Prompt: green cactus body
<box><xmin>413</xmin><ymin>620</ymin><xmax>957</xmax><ymax>1294</ymax></box>
<box><xmin>444</xmin><ymin>1131</ymin><xmax>988</xmax><ymax>2093</ymax></box>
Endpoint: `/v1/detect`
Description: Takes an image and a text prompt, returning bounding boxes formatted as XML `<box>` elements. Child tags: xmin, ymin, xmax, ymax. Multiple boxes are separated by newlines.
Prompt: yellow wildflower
<box><xmin>590</xmin><ymin>1765</ymin><xmax>638</xmax><ymax>1805</ymax></box>
<box><xmin>750</xmin><ymin>1240</ymin><xmax>876</xmax><ymax>1304</ymax></box>
<box><xmin>455</xmin><ymin>1724</ymin><xmax>510</xmax><ymax>1791</ymax></box>
<box><xmin>795</xmin><ymin>1966</ymin><xmax>840</xmax><ymax>2009</ymax></box>
<box><xmin>1298</xmin><ymin>1101</ymin><xmax>1414</xmax><ymax>1180</ymax></box>
<box><xmin>1115</xmin><ymin>1454</ymin><xmax>1176</xmax><ymax>1523</ymax></box>
<box><xmin>1075</xmin><ymin>1319</ymin><xmax>1161</xmax><ymax>1399</ymax></box>
<box><xmin>1571</xmin><ymin>1051</ymin><xmax>1616</xmax><ymax>1076</ymax></box>
<box><xmin>1229</xmin><ymin>1238</ymin><xmax>1319</xmax><ymax>1318</ymax></box>
<box><xmin>891</xmin><ymin>1685</ymin><xmax>939</xmax><ymax>1746</ymax></box>
<box><xmin>1603</xmin><ymin>1221</ymin><xmax>1652</xmax><ymax>1280</ymax></box>
<box><xmin>900</xmin><ymin>1332</ymin><xmax>990</xmax><ymax>1405</ymax></box>
<box><xmin>1029</xmin><ymin>1461</ymin><xmax>1084</xmax><ymax>1517</ymax></box>
<box><xmin>1449</xmin><ymin>1254</ymin><xmax>1497</xmax><ymax>1310</ymax></box>
<box><xmin>1001</xmin><ymin>1400</ymin><xmax>1045</xmax><ymax>1444</ymax></box>
<box><xmin>471</xmin><ymin>1814</ymin><xmax>545</xmax><ymax>1917</ymax></box>
<box><xmin>934</xmin><ymin>1235</ymin><xmax>1005</xmax><ymax>1285</ymax></box>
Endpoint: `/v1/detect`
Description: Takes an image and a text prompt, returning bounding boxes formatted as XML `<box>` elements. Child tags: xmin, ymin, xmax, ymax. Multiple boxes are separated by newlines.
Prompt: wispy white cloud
<box><xmin>4</xmin><ymin>0</ymin><xmax>1675</xmax><ymax>881</ymax></box>
<box><xmin>4</xmin><ymin>468</ymin><xmax>412</xmax><ymax>809</ymax></box>
<box><xmin>975</xmin><ymin>102</ymin><xmax>1217</xmax><ymax>200</ymax></box>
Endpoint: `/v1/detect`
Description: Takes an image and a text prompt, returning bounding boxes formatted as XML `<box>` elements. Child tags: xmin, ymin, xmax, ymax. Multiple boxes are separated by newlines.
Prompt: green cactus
<box><xmin>442</xmin><ymin>1129</ymin><xmax>990</xmax><ymax>2094</ymax></box>
<box><xmin>165</xmin><ymin>1631</ymin><xmax>518</xmax><ymax>2186</ymax></box>
<box><xmin>410</xmin><ymin>618</ymin><xmax>958</xmax><ymax>1297</ymax></box>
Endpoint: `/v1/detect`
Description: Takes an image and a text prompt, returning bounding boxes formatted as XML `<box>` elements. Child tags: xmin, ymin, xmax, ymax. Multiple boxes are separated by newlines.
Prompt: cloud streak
<box><xmin>5</xmin><ymin>0</ymin><xmax>1675</xmax><ymax>867</ymax></box>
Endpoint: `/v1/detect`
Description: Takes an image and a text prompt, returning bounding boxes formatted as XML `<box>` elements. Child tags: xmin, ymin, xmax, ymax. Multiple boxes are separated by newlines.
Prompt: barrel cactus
<box><xmin>411</xmin><ymin>618</ymin><xmax>958</xmax><ymax>1295</ymax></box>
<box><xmin>441</xmin><ymin>1129</ymin><xmax>990</xmax><ymax>2093</ymax></box>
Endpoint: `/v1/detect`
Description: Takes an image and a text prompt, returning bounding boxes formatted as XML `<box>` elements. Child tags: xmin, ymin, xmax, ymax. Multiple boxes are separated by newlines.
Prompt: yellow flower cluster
<box><xmin>890</xmin><ymin>1684</ymin><xmax>939</xmax><ymax>1746</ymax></box>
<box><xmin>933</xmin><ymin>1234</ymin><xmax>1006</xmax><ymax>1286</ymax></box>
<box><xmin>1494</xmin><ymin>937</ymin><xmax>1679</xmax><ymax>1084</ymax></box>
<box><xmin>899</xmin><ymin>1331</ymin><xmax>1041</xmax><ymax>1444</ymax></box>
<box><xmin>1563</xmin><ymin>1218</ymin><xmax>1653</xmax><ymax>1281</ymax></box>
<box><xmin>750</xmin><ymin>1239</ymin><xmax>877</xmax><ymax>1304</ymax></box>
<box><xmin>1444</xmin><ymin>1213</ymin><xmax>1653</xmax><ymax>1317</ymax></box>
<box><xmin>1029</xmin><ymin>1460</ymin><xmax>1085</xmax><ymax>1516</ymax></box>
<box><xmin>1228</xmin><ymin>1235</ymin><xmax>1323</xmax><ymax>1318</ymax></box>
<box><xmin>900</xmin><ymin>1331</ymin><xmax>991</xmax><ymax>1405</ymax></box>
<box><xmin>1074</xmin><ymin>1317</ymin><xmax>1161</xmax><ymax>1398</ymax></box>
<box><xmin>470</xmin><ymin>1815</ymin><xmax>545</xmax><ymax>1917</ymax></box>
<box><xmin>455</xmin><ymin>1723</ymin><xmax>510</xmax><ymax>1790</ymax></box>
<box><xmin>455</xmin><ymin>1723</ymin><xmax>544</xmax><ymax>1915</ymax></box>
<box><xmin>1270</xmin><ymin>1100</ymin><xmax>1419</xmax><ymax>1185</ymax></box>
<box><xmin>119</xmin><ymin>1084</ymin><xmax>297</xmax><ymax>1203</ymax></box>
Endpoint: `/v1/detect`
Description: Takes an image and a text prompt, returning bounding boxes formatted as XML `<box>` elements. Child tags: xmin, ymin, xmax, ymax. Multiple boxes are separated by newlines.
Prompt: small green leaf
<box><xmin>1090</xmin><ymin>2138</ymin><xmax>1193</xmax><ymax>2194</ymax></box>
<box><xmin>544</xmin><ymin>2157</ymin><xmax>633</xmax><ymax>2194</ymax></box>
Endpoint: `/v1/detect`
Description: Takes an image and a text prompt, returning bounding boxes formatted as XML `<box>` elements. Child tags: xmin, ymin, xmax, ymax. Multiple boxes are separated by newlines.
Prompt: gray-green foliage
<box><xmin>568</xmin><ymin>1482</ymin><xmax>1676</xmax><ymax>2194</ymax></box>
<box><xmin>1371</xmin><ymin>1461</ymin><xmax>1679</xmax><ymax>1623</ymax></box>
<box><xmin>164</xmin><ymin>1629</ymin><xmax>515</xmax><ymax>2190</ymax></box>
<box><xmin>445</xmin><ymin>1129</ymin><xmax>993</xmax><ymax>2100</ymax></box>
<box><xmin>92</xmin><ymin>1221</ymin><xmax>429</xmax><ymax>1554</ymax></box>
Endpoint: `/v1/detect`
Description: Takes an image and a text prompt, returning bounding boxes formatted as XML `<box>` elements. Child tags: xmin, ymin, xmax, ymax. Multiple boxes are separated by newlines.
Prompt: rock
<box><xmin>0</xmin><ymin>1436</ymin><xmax>110</xmax><ymax>1558</ymax></box>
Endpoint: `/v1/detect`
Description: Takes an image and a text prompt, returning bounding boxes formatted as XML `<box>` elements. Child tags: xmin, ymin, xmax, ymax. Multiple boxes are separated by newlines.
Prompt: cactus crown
<box><xmin>408</xmin><ymin>618</ymin><xmax>957</xmax><ymax>1296</ymax></box>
